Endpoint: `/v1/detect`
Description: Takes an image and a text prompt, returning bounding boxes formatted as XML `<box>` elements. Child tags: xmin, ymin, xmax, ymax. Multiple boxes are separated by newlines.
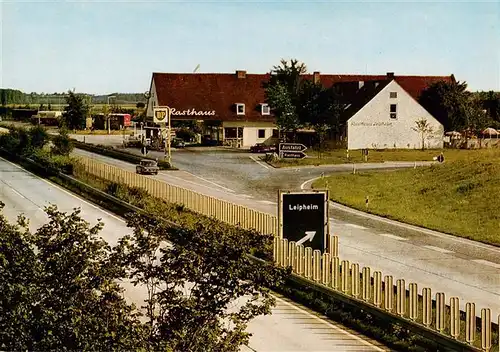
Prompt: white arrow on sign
<box><xmin>296</xmin><ymin>231</ymin><xmax>317</xmax><ymax>246</ymax></box>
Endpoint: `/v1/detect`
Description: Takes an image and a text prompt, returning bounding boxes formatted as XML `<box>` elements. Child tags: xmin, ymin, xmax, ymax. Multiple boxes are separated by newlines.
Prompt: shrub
<box><xmin>52</xmin><ymin>128</ymin><xmax>74</xmax><ymax>156</ymax></box>
<box><xmin>29</xmin><ymin>125</ymin><xmax>49</xmax><ymax>149</ymax></box>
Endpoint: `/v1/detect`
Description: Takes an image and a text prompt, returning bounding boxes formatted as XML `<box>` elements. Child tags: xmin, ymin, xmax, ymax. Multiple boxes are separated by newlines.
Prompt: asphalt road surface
<box><xmin>0</xmin><ymin>156</ymin><xmax>387</xmax><ymax>352</ymax></box>
<box><xmin>73</xmin><ymin>147</ymin><xmax>500</xmax><ymax>319</ymax></box>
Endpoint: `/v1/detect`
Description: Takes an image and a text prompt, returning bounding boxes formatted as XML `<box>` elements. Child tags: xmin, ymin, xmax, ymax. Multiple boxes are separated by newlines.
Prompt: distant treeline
<box><xmin>0</xmin><ymin>89</ymin><xmax>147</xmax><ymax>105</ymax></box>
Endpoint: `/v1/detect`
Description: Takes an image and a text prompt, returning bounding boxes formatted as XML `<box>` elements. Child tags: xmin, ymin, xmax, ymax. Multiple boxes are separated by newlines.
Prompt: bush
<box><xmin>30</xmin><ymin>149</ymin><xmax>74</xmax><ymax>175</ymax></box>
<box><xmin>175</xmin><ymin>128</ymin><xmax>196</xmax><ymax>142</ymax></box>
<box><xmin>29</xmin><ymin>125</ymin><xmax>49</xmax><ymax>149</ymax></box>
<box><xmin>52</xmin><ymin>128</ymin><xmax>74</xmax><ymax>156</ymax></box>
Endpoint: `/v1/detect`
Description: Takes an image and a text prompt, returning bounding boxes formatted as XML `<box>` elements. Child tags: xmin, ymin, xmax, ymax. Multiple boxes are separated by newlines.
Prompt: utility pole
<box><xmin>164</xmin><ymin>107</ymin><xmax>172</xmax><ymax>165</ymax></box>
<box><xmin>107</xmin><ymin>95</ymin><xmax>115</xmax><ymax>134</ymax></box>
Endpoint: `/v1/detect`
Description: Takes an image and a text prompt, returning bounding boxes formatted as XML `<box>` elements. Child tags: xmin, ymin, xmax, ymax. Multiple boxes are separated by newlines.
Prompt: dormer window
<box><xmin>261</xmin><ymin>103</ymin><xmax>270</xmax><ymax>115</ymax></box>
<box><xmin>236</xmin><ymin>103</ymin><xmax>245</xmax><ymax>115</ymax></box>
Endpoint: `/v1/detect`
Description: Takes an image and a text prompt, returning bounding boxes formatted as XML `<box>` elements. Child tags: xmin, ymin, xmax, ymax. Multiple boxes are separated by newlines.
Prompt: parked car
<box><xmin>250</xmin><ymin>143</ymin><xmax>277</xmax><ymax>153</ymax></box>
<box><xmin>136</xmin><ymin>159</ymin><xmax>159</xmax><ymax>175</ymax></box>
<box><xmin>171</xmin><ymin>138</ymin><xmax>186</xmax><ymax>148</ymax></box>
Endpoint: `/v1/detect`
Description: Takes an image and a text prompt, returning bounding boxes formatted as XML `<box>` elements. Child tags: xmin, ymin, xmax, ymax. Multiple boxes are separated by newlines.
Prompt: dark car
<box><xmin>250</xmin><ymin>143</ymin><xmax>277</xmax><ymax>153</ymax></box>
<box><xmin>171</xmin><ymin>138</ymin><xmax>186</xmax><ymax>148</ymax></box>
<box><xmin>136</xmin><ymin>159</ymin><xmax>159</xmax><ymax>175</ymax></box>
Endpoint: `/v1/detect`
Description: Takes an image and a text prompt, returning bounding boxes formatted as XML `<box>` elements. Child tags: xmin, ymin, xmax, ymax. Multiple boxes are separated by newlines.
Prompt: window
<box><xmin>390</xmin><ymin>104</ymin><xmax>397</xmax><ymax>119</ymax></box>
<box><xmin>261</xmin><ymin>103</ymin><xmax>270</xmax><ymax>115</ymax></box>
<box><xmin>236</xmin><ymin>103</ymin><xmax>245</xmax><ymax>115</ymax></box>
<box><xmin>390</xmin><ymin>92</ymin><xmax>397</xmax><ymax>98</ymax></box>
<box><xmin>258</xmin><ymin>129</ymin><xmax>266</xmax><ymax>139</ymax></box>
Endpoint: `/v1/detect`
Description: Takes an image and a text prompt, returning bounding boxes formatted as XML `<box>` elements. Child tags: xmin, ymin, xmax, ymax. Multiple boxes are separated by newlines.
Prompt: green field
<box><xmin>6</xmin><ymin>103</ymin><xmax>139</xmax><ymax>112</ymax></box>
<box><xmin>312</xmin><ymin>149</ymin><xmax>500</xmax><ymax>245</ymax></box>
<box><xmin>269</xmin><ymin>148</ymin><xmax>484</xmax><ymax>167</ymax></box>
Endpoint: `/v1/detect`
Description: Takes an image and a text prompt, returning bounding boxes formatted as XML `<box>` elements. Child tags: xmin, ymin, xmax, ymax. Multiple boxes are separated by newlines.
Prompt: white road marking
<box><xmin>379</xmin><ymin>233</ymin><xmax>408</xmax><ymax>241</ymax></box>
<box><xmin>300</xmin><ymin>176</ymin><xmax>322</xmax><ymax>190</ymax></box>
<box><xmin>422</xmin><ymin>245</ymin><xmax>454</xmax><ymax>254</ymax></box>
<box><xmin>0</xmin><ymin>156</ymin><xmax>126</xmax><ymax>224</ymax></box>
<box><xmin>471</xmin><ymin>259</ymin><xmax>500</xmax><ymax>269</ymax></box>
<box><xmin>259</xmin><ymin>200</ymin><xmax>277</xmax><ymax>205</ymax></box>
<box><xmin>11</xmin><ymin>188</ymin><xmax>27</xmax><ymax>199</ymax></box>
<box><xmin>344</xmin><ymin>223</ymin><xmax>367</xmax><ymax>229</ymax></box>
<box><xmin>327</xmin><ymin>200</ymin><xmax>500</xmax><ymax>254</ymax></box>
<box><xmin>184</xmin><ymin>171</ymin><xmax>236</xmax><ymax>193</ymax></box>
<box><xmin>273</xmin><ymin>295</ymin><xmax>385</xmax><ymax>351</ymax></box>
<box><xmin>157</xmin><ymin>173</ymin><xmax>234</xmax><ymax>195</ymax></box>
<box><xmin>249</xmin><ymin>155</ymin><xmax>270</xmax><ymax>170</ymax></box>
<box><xmin>299</xmin><ymin>173</ymin><xmax>500</xmax><ymax>255</ymax></box>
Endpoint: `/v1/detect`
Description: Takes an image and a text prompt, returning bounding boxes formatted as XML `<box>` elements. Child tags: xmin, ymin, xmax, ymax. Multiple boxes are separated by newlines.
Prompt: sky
<box><xmin>1</xmin><ymin>0</ymin><xmax>499</xmax><ymax>94</ymax></box>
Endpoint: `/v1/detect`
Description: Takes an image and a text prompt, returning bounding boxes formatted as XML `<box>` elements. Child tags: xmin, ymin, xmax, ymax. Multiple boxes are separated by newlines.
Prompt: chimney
<box><xmin>387</xmin><ymin>72</ymin><xmax>395</xmax><ymax>79</ymax></box>
<box><xmin>313</xmin><ymin>71</ymin><xmax>320</xmax><ymax>84</ymax></box>
<box><xmin>236</xmin><ymin>70</ymin><xmax>246</xmax><ymax>79</ymax></box>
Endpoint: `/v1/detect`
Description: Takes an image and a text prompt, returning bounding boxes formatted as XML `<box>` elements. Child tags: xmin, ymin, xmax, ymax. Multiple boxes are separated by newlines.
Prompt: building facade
<box><xmin>146</xmin><ymin>70</ymin><xmax>276</xmax><ymax>148</ymax></box>
<box><xmin>146</xmin><ymin>70</ymin><xmax>454</xmax><ymax>149</ymax></box>
<box><xmin>346</xmin><ymin>79</ymin><xmax>444</xmax><ymax>149</ymax></box>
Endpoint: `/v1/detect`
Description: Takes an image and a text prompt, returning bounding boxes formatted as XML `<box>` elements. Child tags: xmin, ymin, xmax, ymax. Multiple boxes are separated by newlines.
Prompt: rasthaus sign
<box><xmin>278</xmin><ymin>143</ymin><xmax>308</xmax><ymax>159</ymax></box>
<box><xmin>278</xmin><ymin>190</ymin><xmax>329</xmax><ymax>251</ymax></box>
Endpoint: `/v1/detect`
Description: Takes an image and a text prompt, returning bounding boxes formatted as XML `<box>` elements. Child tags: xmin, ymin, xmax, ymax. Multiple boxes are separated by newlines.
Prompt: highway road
<box><xmin>0</xmin><ymin>156</ymin><xmax>387</xmax><ymax>352</ymax></box>
<box><xmin>73</xmin><ymin>148</ymin><xmax>500</xmax><ymax>319</ymax></box>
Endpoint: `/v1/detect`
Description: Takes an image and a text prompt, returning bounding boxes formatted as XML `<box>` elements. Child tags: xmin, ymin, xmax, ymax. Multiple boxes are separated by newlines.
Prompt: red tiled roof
<box><xmin>152</xmin><ymin>72</ymin><xmax>273</xmax><ymax>122</ymax></box>
<box><xmin>151</xmin><ymin>71</ymin><xmax>454</xmax><ymax>121</ymax></box>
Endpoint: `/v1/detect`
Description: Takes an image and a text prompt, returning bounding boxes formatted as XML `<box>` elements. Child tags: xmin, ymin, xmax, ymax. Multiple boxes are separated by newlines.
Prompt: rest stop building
<box><xmin>145</xmin><ymin>70</ymin><xmax>455</xmax><ymax>150</ymax></box>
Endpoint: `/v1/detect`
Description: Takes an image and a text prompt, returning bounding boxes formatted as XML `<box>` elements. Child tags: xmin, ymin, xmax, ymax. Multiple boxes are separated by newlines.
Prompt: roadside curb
<box><xmin>265</xmin><ymin>159</ymin><xmax>437</xmax><ymax>170</ymax></box>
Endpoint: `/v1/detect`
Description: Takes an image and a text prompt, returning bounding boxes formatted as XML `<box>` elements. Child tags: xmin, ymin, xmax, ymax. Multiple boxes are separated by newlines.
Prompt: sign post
<box><xmin>153</xmin><ymin>106</ymin><xmax>172</xmax><ymax>165</ymax></box>
<box><xmin>278</xmin><ymin>190</ymin><xmax>329</xmax><ymax>251</ymax></box>
<box><xmin>279</xmin><ymin>143</ymin><xmax>308</xmax><ymax>159</ymax></box>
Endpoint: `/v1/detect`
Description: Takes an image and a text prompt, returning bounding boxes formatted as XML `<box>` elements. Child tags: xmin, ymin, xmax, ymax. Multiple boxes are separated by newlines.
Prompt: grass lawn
<box><xmin>312</xmin><ymin>148</ymin><xmax>500</xmax><ymax>245</ymax></box>
<box><xmin>0</xmin><ymin>122</ymin><xmax>133</xmax><ymax>135</ymax></box>
<box><xmin>7</xmin><ymin>103</ymin><xmax>138</xmax><ymax>111</ymax></box>
<box><xmin>267</xmin><ymin>148</ymin><xmax>491</xmax><ymax>167</ymax></box>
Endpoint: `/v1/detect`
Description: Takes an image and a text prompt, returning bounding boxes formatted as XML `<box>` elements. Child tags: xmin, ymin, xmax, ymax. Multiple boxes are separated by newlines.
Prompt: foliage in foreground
<box><xmin>0</xmin><ymin>202</ymin><xmax>287</xmax><ymax>351</ymax></box>
<box><xmin>0</xmin><ymin>203</ymin><xmax>146</xmax><ymax>350</ymax></box>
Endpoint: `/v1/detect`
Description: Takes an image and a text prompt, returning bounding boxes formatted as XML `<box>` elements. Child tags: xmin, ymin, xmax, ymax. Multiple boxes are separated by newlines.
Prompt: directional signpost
<box><xmin>279</xmin><ymin>143</ymin><xmax>308</xmax><ymax>159</ymax></box>
<box><xmin>278</xmin><ymin>190</ymin><xmax>329</xmax><ymax>251</ymax></box>
<box><xmin>153</xmin><ymin>106</ymin><xmax>172</xmax><ymax>165</ymax></box>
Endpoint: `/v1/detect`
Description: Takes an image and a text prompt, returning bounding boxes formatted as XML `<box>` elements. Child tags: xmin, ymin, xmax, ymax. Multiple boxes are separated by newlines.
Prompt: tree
<box><xmin>265</xmin><ymin>82</ymin><xmax>300</xmax><ymax>141</ymax></box>
<box><xmin>270</xmin><ymin>59</ymin><xmax>307</xmax><ymax>99</ymax></box>
<box><xmin>29</xmin><ymin>125</ymin><xmax>49</xmax><ymax>149</ymax></box>
<box><xmin>136</xmin><ymin>102</ymin><xmax>146</xmax><ymax>109</ymax></box>
<box><xmin>0</xmin><ymin>203</ymin><xmax>146</xmax><ymax>351</ymax></box>
<box><xmin>0</xmin><ymin>89</ymin><xmax>6</xmax><ymax>106</ymax></box>
<box><xmin>51</xmin><ymin>127</ymin><xmax>74</xmax><ymax>156</ymax></box>
<box><xmin>411</xmin><ymin>118</ymin><xmax>434</xmax><ymax>150</ymax></box>
<box><xmin>61</xmin><ymin>90</ymin><xmax>89</xmax><ymax>130</ymax></box>
<box><xmin>0</xmin><ymin>203</ymin><xmax>288</xmax><ymax>351</ymax></box>
<box><xmin>113</xmin><ymin>214</ymin><xmax>288</xmax><ymax>351</ymax></box>
<box><xmin>461</xmin><ymin>97</ymin><xmax>491</xmax><ymax>145</ymax></box>
<box><xmin>298</xmin><ymin>81</ymin><xmax>343</xmax><ymax>156</ymax></box>
<box><xmin>419</xmin><ymin>80</ymin><xmax>470</xmax><ymax>131</ymax></box>
<box><xmin>265</xmin><ymin>59</ymin><xmax>308</xmax><ymax>141</ymax></box>
<box><xmin>477</xmin><ymin>91</ymin><xmax>500</xmax><ymax>123</ymax></box>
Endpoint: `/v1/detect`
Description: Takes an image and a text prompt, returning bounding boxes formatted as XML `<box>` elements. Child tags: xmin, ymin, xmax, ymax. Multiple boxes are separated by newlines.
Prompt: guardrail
<box><xmin>73</xmin><ymin>155</ymin><xmax>499</xmax><ymax>351</ymax></box>
<box><xmin>73</xmin><ymin>156</ymin><xmax>278</xmax><ymax>236</ymax></box>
